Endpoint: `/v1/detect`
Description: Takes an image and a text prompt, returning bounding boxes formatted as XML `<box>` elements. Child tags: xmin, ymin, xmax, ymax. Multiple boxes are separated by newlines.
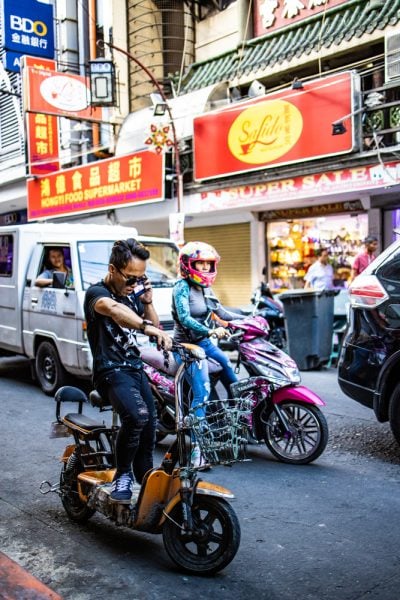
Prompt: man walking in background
<box><xmin>350</xmin><ymin>236</ymin><xmax>379</xmax><ymax>282</ymax></box>
<box><xmin>304</xmin><ymin>248</ymin><xmax>334</xmax><ymax>291</ymax></box>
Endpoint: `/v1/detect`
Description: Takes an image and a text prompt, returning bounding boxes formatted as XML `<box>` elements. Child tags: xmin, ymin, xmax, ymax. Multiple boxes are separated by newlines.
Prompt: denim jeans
<box><xmin>198</xmin><ymin>337</ymin><xmax>238</xmax><ymax>393</ymax></box>
<box><xmin>175</xmin><ymin>337</ymin><xmax>238</xmax><ymax>420</ymax></box>
<box><xmin>96</xmin><ymin>369</ymin><xmax>156</xmax><ymax>483</ymax></box>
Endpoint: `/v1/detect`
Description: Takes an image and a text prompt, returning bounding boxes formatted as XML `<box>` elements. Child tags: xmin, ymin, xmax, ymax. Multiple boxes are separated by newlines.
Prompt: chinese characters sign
<box><xmin>2</xmin><ymin>0</ymin><xmax>54</xmax><ymax>72</ymax></box>
<box><xmin>24</xmin><ymin>57</ymin><xmax>59</xmax><ymax>176</ymax></box>
<box><xmin>27</xmin><ymin>112</ymin><xmax>59</xmax><ymax>175</ymax></box>
<box><xmin>193</xmin><ymin>72</ymin><xmax>355</xmax><ymax>181</ymax></box>
<box><xmin>254</xmin><ymin>0</ymin><xmax>348</xmax><ymax>36</ymax></box>
<box><xmin>27</xmin><ymin>151</ymin><xmax>164</xmax><ymax>221</ymax></box>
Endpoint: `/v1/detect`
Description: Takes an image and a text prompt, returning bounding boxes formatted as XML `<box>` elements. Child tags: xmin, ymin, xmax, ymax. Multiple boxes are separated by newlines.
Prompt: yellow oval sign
<box><xmin>228</xmin><ymin>99</ymin><xmax>303</xmax><ymax>164</ymax></box>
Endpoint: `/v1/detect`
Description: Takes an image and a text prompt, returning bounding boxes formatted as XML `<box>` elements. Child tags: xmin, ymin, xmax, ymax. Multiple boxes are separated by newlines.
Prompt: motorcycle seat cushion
<box><xmin>89</xmin><ymin>389</ymin><xmax>111</xmax><ymax>409</ymax></box>
<box><xmin>63</xmin><ymin>412</ymin><xmax>105</xmax><ymax>430</ymax></box>
<box><xmin>140</xmin><ymin>345</ymin><xmax>222</xmax><ymax>376</ymax></box>
<box><xmin>140</xmin><ymin>346</ymin><xmax>179</xmax><ymax>375</ymax></box>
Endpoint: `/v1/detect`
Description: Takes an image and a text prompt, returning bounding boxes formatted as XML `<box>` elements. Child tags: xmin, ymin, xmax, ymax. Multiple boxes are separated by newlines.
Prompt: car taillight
<box><xmin>349</xmin><ymin>274</ymin><xmax>389</xmax><ymax>309</ymax></box>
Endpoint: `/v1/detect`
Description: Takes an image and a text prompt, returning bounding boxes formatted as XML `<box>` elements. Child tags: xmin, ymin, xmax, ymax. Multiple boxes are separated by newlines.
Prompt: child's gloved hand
<box><xmin>210</xmin><ymin>326</ymin><xmax>228</xmax><ymax>339</ymax></box>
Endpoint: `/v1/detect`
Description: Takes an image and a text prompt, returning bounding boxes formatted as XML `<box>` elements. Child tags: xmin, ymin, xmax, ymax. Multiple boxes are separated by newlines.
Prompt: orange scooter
<box><xmin>40</xmin><ymin>343</ymin><xmax>249</xmax><ymax>575</ymax></box>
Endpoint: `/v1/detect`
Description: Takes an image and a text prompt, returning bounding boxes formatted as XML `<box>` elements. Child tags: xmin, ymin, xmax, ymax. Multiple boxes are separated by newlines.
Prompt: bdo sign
<box><xmin>3</xmin><ymin>0</ymin><xmax>54</xmax><ymax>60</ymax></box>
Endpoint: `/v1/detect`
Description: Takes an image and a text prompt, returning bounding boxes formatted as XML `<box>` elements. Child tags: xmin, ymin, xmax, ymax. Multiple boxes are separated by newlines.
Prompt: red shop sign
<box><xmin>23</xmin><ymin>56</ymin><xmax>60</xmax><ymax>176</ymax></box>
<box><xmin>27</xmin><ymin>150</ymin><xmax>164</xmax><ymax>221</ymax></box>
<box><xmin>193</xmin><ymin>72</ymin><xmax>356</xmax><ymax>182</ymax></box>
<box><xmin>253</xmin><ymin>0</ymin><xmax>348</xmax><ymax>37</ymax></box>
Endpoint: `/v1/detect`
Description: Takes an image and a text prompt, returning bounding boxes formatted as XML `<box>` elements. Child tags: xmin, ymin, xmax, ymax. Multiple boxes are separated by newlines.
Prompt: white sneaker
<box><xmin>191</xmin><ymin>444</ymin><xmax>202</xmax><ymax>467</ymax></box>
<box><xmin>190</xmin><ymin>444</ymin><xmax>210</xmax><ymax>470</ymax></box>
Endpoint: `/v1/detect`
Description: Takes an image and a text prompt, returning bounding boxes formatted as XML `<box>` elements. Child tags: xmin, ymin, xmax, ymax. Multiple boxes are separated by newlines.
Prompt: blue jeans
<box><xmin>175</xmin><ymin>338</ymin><xmax>238</xmax><ymax>420</ymax></box>
<box><xmin>96</xmin><ymin>369</ymin><xmax>156</xmax><ymax>483</ymax></box>
<box><xmin>198</xmin><ymin>338</ymin><xmax>238</xmax><ymax>394</ymax></box>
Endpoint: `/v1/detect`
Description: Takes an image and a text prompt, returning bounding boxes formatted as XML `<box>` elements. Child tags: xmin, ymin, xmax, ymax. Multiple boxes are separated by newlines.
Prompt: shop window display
<box><xmin>267</xmin><ymin>214</ymin><xmax>368</xmax><ymax>291</ymax></box>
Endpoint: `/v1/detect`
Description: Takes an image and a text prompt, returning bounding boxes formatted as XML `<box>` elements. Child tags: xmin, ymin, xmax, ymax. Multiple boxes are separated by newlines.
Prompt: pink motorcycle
<box><xmin>141</xmin><ymin>315</ymin><xmax>328</xmax><ymax>465</ymax></box>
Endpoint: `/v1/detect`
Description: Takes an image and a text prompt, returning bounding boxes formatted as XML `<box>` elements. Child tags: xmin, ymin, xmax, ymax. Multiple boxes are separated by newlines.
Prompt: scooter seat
<box><xmin>140</xmin><ymin>345</ymin><xmax>222</xmax><ymax>376</ymax></box>
<box><xmin>140</xmin><ymin>345</ymin><xmax>178</xmax><ymax>375</ymax></box>
<box><xmin>89</xmin><ymin>390</ymin><xmax>112</xmax><ymax>409</ymax></box>
<box><xmin>63</xmin><ymin>412</ymin><xmax>106</xmax><ymax>430</ymax></box>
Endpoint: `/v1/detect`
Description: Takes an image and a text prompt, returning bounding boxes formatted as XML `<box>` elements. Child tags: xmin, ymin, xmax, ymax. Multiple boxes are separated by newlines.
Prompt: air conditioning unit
<box><xmin>385</xmin><ymin>31</ymin><xmax>400</xmax><ymax>82</ymax></box>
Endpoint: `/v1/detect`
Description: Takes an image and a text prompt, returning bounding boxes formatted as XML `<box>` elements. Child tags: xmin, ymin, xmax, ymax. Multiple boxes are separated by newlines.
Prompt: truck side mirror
<box><xmin>52</xmin><ymin>271</ymin><xmax>67</xmax><ymax>289</ymax></box>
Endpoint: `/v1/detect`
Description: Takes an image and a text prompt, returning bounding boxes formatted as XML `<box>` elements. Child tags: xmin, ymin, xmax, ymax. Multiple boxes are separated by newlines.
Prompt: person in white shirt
<box><xmin>304</xmin><ymin>248</ymin><xmax>334</xmax><ymax>291</ymax></box>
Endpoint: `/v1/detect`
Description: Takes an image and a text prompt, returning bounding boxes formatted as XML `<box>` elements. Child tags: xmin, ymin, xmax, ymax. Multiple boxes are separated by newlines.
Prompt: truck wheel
<box><xmin>35</xmin><ymin>341</ymin><xmax>68</xmax><ymax>395</ymax></box>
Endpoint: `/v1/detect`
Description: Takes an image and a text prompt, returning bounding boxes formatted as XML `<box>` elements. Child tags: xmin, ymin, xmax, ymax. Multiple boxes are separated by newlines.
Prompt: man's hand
<box><xmin>139</xmin><ymin>275</ymin><xmax>153</xmax><ymax>305</ymax></box>
<box><xmin>145</xmin><ymin>324</ymin><xmax>173</xmax><ymax>350</ymax></box>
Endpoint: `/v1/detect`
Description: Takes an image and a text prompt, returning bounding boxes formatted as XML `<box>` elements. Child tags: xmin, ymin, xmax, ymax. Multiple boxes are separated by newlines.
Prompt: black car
<box><xmin>338</xmin><ymin>236</ymin><xmax>400</xmax><ymax>445</ymax></box>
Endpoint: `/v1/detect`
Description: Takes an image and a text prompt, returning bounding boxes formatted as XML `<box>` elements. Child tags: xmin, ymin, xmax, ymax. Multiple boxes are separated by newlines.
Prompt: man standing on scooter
<box><xmin>84</xmin><ymin>238</ymin><xmax>173</xmax><ymax>502</ymax></box>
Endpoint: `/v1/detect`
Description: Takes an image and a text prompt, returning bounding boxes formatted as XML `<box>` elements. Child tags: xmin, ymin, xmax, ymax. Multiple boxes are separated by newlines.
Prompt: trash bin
<box><xmin>279</xmin><ymin>289</ymin><xmax>337</xmax><ymax>370</ymax></box>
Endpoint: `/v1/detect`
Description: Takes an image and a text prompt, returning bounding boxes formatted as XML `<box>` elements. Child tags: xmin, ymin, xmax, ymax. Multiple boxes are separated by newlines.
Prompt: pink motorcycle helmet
<box><xmin>179</xmin><ymin>241</ymin><xmax>220</xmax><ymax>287</ymax></box>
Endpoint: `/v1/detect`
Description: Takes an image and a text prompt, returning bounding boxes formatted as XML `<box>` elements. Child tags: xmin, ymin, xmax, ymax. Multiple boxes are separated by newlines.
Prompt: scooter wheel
<box><xmin>262</xmin><ymin>401</ymin><xmax>329</xmax><ymax>465</ymax></box>
<box><xmin>60</xmin><ymin>454</ymin><xmax>95</xmax><ymax>523</ymax></box>
<box><xmin>162</xmin><ymin>495</ymin><xmax>240</xmax><ymax>575</ymax></box>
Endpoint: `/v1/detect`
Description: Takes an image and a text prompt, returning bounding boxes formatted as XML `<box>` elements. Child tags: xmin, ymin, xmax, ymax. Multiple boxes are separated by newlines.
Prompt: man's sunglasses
<box><xmin>113</xmin><ymin>265</ymin><xmax>146</xmax><ymax>287</ymax></box>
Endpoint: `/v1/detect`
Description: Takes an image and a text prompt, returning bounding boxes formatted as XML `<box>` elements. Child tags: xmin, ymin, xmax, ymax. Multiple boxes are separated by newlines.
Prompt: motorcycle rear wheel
<box><xmin>162</xmin><ymin>495</ymin><xmax>240</xmax><ymax>575</ymax></box>
<box><xmin>60</xmin><ymin>452</ymin><xmax>95</xmax><ymax>523</ymax></box>
<box><xmin>262</xmin><ymin>402</ymin><xmax>329</xmax><ymax>465</ymax></box>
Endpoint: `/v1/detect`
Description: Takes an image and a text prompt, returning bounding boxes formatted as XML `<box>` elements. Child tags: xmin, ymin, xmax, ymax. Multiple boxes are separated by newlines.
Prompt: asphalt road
<box><xmin>0</xmin><ymin>357</ymin><xmax>399</xmax><ymax>600</ymax></box>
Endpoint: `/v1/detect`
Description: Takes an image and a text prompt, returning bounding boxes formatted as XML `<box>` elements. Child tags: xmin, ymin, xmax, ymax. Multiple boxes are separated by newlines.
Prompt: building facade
<box><xmin>1</xmin><ymin>0</ymin><xmax>400</xmax><ymax>307</ymax></box>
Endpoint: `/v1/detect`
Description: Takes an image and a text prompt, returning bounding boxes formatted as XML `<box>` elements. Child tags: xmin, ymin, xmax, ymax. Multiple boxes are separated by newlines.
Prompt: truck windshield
<box><xmin>77</xmin><ymin>240</ymin><xmax>178</xmax><ymax>290</ymax></box>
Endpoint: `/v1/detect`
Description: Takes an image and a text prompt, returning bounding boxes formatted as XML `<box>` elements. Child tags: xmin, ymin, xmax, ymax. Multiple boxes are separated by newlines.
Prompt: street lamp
<box><xmin>96</xmin><ymin>39</ymin><xmax>183</xmax><ymax>214</ymax></box>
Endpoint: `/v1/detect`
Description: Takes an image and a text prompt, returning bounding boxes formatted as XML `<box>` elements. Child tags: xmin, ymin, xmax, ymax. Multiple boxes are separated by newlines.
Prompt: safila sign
<box><xmin>193</xmin><ymin>72</ymin><xmax>356</xmax><ymax>181</ymax></box>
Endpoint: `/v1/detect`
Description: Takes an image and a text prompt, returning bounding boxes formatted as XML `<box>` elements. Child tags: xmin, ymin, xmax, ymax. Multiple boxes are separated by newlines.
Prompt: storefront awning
<box><xmin>180</xmin><ymin>0</ymin><xmax>400</xmax><ymax>93</ymax></box>
<box><xmin>115</xmin><ymin>82</ymin><xmax>230</xmax><ymax>156</ymax></box>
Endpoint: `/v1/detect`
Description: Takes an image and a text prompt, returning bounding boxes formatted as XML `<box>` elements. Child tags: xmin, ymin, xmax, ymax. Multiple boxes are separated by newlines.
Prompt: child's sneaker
<box><xmin>190</xmin><ymin>444</ymin><xmax>211</xmax><ymax>471</ymax></box>
<box><xmin>191</xmin><ymin>444</ymin><xmax>202</xmax><ymax>467</ymax></box>
<box><xmin>110</xmin><ymin>471</ymin><xmax>134</xmax><ymax>503</ymax></box>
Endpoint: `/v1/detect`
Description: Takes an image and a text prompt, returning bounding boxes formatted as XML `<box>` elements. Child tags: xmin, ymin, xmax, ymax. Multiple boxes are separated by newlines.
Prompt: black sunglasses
<box><xmin>113</xmin><ymin>265</ymin><xmax>145</xmax><ymax>286</ymax></box>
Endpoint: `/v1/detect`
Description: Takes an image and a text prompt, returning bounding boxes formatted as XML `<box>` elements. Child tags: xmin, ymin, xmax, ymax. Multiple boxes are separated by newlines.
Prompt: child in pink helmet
<box><xmin>172</xmin><ymin>241</ymin><xmax>240</xmax><ymax>467</ymax></box>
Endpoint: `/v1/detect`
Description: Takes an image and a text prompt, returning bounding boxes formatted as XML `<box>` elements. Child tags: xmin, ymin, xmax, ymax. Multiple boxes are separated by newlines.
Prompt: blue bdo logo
<box><xmin>10</xmin><ymin>15</ymin><xmax>48</xmax><ymax>36</ymax></box>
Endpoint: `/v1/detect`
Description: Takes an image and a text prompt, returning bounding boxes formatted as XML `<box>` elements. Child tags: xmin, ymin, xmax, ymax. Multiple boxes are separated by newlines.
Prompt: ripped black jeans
<box><xmin>97</xmin><ymin>369</ymin><xmax>156</xmax><ymax>484</ymax></box>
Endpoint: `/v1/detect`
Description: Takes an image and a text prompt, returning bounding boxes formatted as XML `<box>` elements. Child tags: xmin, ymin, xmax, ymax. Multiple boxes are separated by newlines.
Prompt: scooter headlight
<box><xmin>256</xmin><ymin>363</ymin><xmax>301</xmax><ymax>386</ymax></box>
<box><xmin>284</xmin><ymin>366</ymin><xmax>301</xmax><ymax>384</ymax></box>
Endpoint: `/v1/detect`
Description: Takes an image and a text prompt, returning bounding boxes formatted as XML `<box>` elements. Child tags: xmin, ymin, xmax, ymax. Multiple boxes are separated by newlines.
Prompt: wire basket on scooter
<box><xmin>189</xmin><ymin>398</ymin><xmax>251</xmax><ymax>466</ymax></box>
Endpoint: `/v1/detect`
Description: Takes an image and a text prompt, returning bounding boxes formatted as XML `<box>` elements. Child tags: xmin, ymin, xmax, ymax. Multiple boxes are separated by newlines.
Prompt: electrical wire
<box><xmin>317</xmin><ymin>0</ymin><xmax>330</xmax><ymax>78</ymax></box>
<box><xmin>233</xmin><ymin>0</ymin><xmax>253</xmax><ymax>83</ymax></box>
<box><xmin>372</xmin><ymin>130</ymin><xmax>400</xmax><ymax>184</ymax></box>
<box><xmin>177</xmin><ymin>9</ymin><xmax>191</xmax><ymax>96</ymax></box>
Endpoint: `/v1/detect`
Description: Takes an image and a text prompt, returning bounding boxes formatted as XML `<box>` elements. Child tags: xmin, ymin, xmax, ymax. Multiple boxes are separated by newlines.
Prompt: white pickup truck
<box><xmin>0</xmin><ymin>222</ymin><xmax>178</xmax><ymax>394</ymax></box>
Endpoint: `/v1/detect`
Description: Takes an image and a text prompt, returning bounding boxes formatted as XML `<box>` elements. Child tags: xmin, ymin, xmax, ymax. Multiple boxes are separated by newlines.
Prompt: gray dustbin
<box><xmin>279</xmin><ymin>289</ymin><xmax>337</xmax><ymax>370</ymax></box>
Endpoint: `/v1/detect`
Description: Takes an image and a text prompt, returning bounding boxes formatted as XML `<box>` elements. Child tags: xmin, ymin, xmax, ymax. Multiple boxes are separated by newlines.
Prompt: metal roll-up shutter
<box><xmin>184</xmin><ymin>223</ymin><xmax>251</xmax><ymax>308</ymax></box>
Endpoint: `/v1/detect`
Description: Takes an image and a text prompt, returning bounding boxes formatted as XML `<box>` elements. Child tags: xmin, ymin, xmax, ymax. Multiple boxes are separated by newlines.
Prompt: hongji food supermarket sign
<box><xmin>27</xmin><ymin>150</ymin><xmax>164</xmax><ymax>220</ymax></box>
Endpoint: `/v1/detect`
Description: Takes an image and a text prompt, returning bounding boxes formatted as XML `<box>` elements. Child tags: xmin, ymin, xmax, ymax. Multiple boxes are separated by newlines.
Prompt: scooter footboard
<box><xmin>273</xmin><ymin>385</ymin><xmax>325</xmax><ymax>406</ymax></box>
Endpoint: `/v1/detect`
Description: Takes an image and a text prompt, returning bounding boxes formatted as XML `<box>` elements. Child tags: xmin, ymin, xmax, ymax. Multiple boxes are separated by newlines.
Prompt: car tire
<box><xmin>35</xmin><ymin>340</ymin><xmax>69</xmax><ymax>395</ymax></box>
<box><xmin>389</xmin><ymin>383</ymin><xmax>400</xmax><ymax>445</ymax></box>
